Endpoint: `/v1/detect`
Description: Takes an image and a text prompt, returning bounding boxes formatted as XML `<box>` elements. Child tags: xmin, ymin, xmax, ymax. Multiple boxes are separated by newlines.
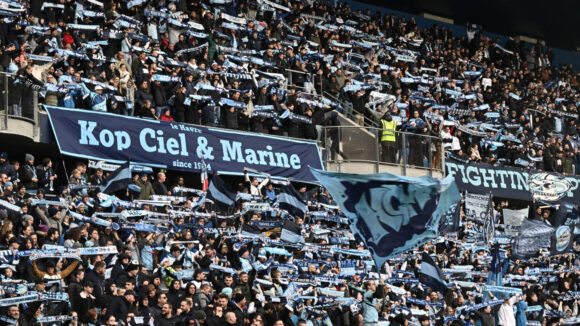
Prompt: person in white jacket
<box><xmin>244</xmin><ymin>168</ymin><xmax>269</xmax><ymax>196</ymax></box>
<box><xmin>497</xmin><ymin>294</ymin><xmax>519</xmax><ymax>326</ymax></box>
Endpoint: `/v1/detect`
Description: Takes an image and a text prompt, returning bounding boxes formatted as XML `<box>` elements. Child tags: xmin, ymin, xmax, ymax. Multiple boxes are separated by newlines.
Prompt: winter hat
<box><xmin>221</xmin><ymin>287</ymin><xmax>233</xmax><ymax>297</ymax></box>
<box><xmin>48</xmin><ymin>207</ymin><xmax>59</xmax><ymax>218</ymax></box>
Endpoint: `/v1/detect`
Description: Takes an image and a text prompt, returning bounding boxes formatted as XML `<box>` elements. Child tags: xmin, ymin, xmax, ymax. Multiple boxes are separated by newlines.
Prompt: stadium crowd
<box><xmin>0</xmin><ymin>154</ymin><xmax>578</xmax><ymax>326</ymax></box>
<box><xmin>0</xmin><ymin>0</ymin><xmax>579</xmax><ymax>325</ymax></box>
<box><xmin>0</xmin><ymin>0</ymin><xmax>578</xmax><ymax>171</ymax></box>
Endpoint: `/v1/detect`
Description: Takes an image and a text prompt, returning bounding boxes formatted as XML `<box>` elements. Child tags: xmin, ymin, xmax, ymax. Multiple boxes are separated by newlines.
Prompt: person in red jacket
<box><xmin>61</xmin><ymin>30</ymin><xmax>75</xmax><ymax>48</ymax></box>
<box><xmin>159</xmin><ymin>108</ymin><xmax>174</xmax><ymax>122</ymax></box>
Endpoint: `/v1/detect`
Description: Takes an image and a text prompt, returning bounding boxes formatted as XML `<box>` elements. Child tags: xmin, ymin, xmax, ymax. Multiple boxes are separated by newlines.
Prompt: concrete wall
<box><xmin>0</xmin><ymin>116</ymin><xmax>38</xmax><ymax>142</ymax></box>
<box><xmin>327</xmin><ymin>161</ymin><xmax>444</xmax><ymax>178</ymax></box>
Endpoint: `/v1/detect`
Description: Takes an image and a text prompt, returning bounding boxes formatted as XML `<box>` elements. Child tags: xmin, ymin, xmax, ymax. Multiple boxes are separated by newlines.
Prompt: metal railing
<box><xmin>0</xmin><ymin>72</ymin><xmax>39</xmax><ymax>135</ymax></box>
<box><xmin>322</xmin><ymin>125</ymin><xmax>445</xmax><ymax>176</ymax></box>
<box><xmin>286</xmin><ymin>68</ymin><xmax>316</xmax><ymax>94</ymax></box>
<box><xmin>0</xmin><ymin>70</ymin><xmax>442</xmax><ymax>176</ymax></box>
<box><xmin>322</xmin><ymin>91</ymin><xmax>380</xmax><ymax>128</ymax></box>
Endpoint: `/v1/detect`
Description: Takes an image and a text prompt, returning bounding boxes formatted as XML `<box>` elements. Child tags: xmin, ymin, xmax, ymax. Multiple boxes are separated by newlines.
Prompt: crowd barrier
<box><xmin>321</xmin><ymin>125</ymin><xmax>444</xmax><ymax>176</ymax></box>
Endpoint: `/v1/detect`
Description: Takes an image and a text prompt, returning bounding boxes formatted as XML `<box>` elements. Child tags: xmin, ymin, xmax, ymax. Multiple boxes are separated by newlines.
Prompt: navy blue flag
<box><xmin>281</xmin><ymin>220</ymin><xmax>304</xmax><ymax>243</ymax></box>
<box><xmin>438</xmin><ymin>201</ymin><xmax>461</xmax><ymax>234</ymax></box>
<box><xmin>482</xmin><ymin>193</ymin><xmax>495</xmax><ymax>244</ymax></box>
<box><xmin>484</xmin><ymin>243</ymin><xmax>505</xmax><ymax>301</ymax></box>
<box><xmin>207</xmin><ymin>174</ymin><xmax>236</xmax><ymax>209</ymax></box>
<box><xmin>419</xmin><ymin>252</ymin><xmax>448</xmax><ymax>294</ymax></box>
<box><xmin>553</xmin><ymin>203</ymin><xmax>579</xmax><ymax>226</ymax></box>
<box><xmin>310</xmin><ymin>168</ymin><xmax>461</xmax><ymax>269</ymax></box>
<box><xmin>44</xmin><ymin>105</ymin><xmax>323</xmax><ymax>182</ymax></box>
<box><xmin>100</xmin><ymin>162</ymin><xmax>132</xmax><ymax>194</ymax></box>
<box><xmin>277</xmin><ymin>184</ymin><xmax>308</xmax><ymax>217</ymax></box>
<box><xmin>512</xmin><ymin>219</ymin><xmax>554</xmax><ymax>259</ymax></box>
<box><xmin>550</xmin><ymin>203</ymin><xmax>579</xmax><ymax>255</ymax></box>
<box><xmin>446</xmin><ymin>157</ymin><xmax>580</xmax><ymax>203</ymax></box>
<box><xmin>489</xmin><ymin>243</ymin><xmax>502</xmax><ymax>284</ymax></box>
<box><xmin>241</xmin><ymin>224</ymin><xmax>261</xmax><ymax>237</ymax></box>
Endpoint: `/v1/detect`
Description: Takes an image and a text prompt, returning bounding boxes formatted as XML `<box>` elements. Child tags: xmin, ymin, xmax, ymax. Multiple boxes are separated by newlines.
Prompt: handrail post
<box><xmin>323</xmin><ymin>126</ymin><xmax>328</xmax><ymax>168</ymax></box>
<box><xmin>338</xmin><ymin>125</ymin><xmax>342</xmax><ymax>172</ymax></box>
<box><xmin>441</xmin><ymin>136</ymin><xmax>446</xmax><ymax>176</ymax></box>
<box><xmin>401</xmin><ymin>131</ymin><xmax>407</xmax><ymax>176</ymax></box>
<box><xmin>2</xmin><ymin>73</ymin><xmax>7</xmax><ymax>130</ymax></box>
<box><xmin>428</xmin><ymin>137</ymin><xmax>433</xmax><ymax>177</ymax></box>
<box><xmin>33</xmin><ymin>90</ymin><xmax>39</xmax><ymax>138</ymax></box>
<box><xmin>374</xmin><ymin>127</ymin><xmax>380</xmax><ymax>173</ymax></box>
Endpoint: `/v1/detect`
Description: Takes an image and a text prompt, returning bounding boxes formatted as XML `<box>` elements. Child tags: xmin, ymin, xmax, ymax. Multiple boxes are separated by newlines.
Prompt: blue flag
<box><xmin>207</xmin><ymin>174</ymin><xmax>236</xmax><ymax>209</ymax></box>
<box><xmin>419</xmin><ymin>252</ymin><xmax>448</xmax><ymax>294</ymax></box>
<box><xmin>277</xmin><ymin>184</ymin><xmax>308</xmax><ymax>217</ymax></box>
<box><xmin>482</xmin><ymin>193</ymin><xmax>495</xmax><ymax>244</ymax></box>
<box><xmin>488</xmin><ymin>243</ymin><xmax>503</xmax><ymax>286</ymax></box>
<box><xmin>512</xmin><ymin>219</ymin><xmax>554</xmax><ymax>259</ymax></box>
<box><xmin>484</xmin><ymin>243</ymin><xmax>505</xmax><ymax>301</ymax></box>
<box><xmin>280</xmin><ymin>220</ymin><xmax>304</xmax><ymax>243</ymax></box>
<box><xmin>100</xmin><ymin>162</ymin><xmax>132</xmax><ymax>194</ymax></box>
<box><xmin>310</xmin><ymin>168</ymin><xmax>461</xmax><ymax>269</ymax></box>
<box><xmin>550</xmin><ymin>203</ymin><xmax>579</xmax><ymax>255</ymax></box>
<box><xmin>438</xmin><ymin>201</ymin><xmax>461</xmax><ymax>234</ymax></box>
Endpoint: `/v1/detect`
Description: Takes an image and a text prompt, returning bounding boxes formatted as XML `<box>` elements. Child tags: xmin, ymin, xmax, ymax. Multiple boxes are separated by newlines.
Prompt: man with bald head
<box><xmin>224</xmin><ymin>312</ymin><xmax>237</xmax><ymax>325</ymax></box>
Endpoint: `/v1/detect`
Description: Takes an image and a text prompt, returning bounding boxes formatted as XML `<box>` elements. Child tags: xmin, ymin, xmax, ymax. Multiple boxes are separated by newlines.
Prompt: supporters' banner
<box><xmin>278</xmin><ymin>184</ymin><xmax>308</xmax><ymax>217</ymax></box>
<box><xmin>207</xmin><ymin>174</ymin><xmax>236</xmax><ymax>209</ymax></box>
<box><xmin>459</xmin><ymin>300</ymin><xmax>504</xmax><ymax>316</ymax></box>
<box><xmin>438</xmin><ymin>201</ymin><xmax>461</xmax><ymax>234</ymax></box>
<box><xmin>483</xmin><ymin>285</ymin><xmax>522</xmax><ymax>295</ymax></box>
<box><xmin>280</xmin><ymin>220</ymin><xmax>304</xmax><ymax>243</ymax></box>
<box><xmin>465</xmin><ymin>193</ymin><xmax>489</xmax><ymax>223</ymax></box>
<box><xmin>529</xmin><ymin>172</ymin><xmax>573</xmax><ymax>202</ymax></box>
<box><xmin>512</xmin><ymin>219</ymin><xmax>554</xmax><ymax>259</ymax></box>
<box><xmin>310</xmin><ymin>168</ymin><xmax>461</xmax><ymax>269</ymax></box>
<box><xmin>503</xmin><ymin>208</ymin><xmax>528</xmax><ymax>236</ymax></box>
<box><xmin>446</xmin><ymin>158</ymin><xmax>580</xmax><ymax>202</ymax></box>
<box><xmin>29</xmin><ymin>248</ymin><xmax>81</xmax><ymax>261</ymax></box>
<box><xmin>36</xmin><ymin>316</ymin><xmax>76</xmax><ymax>323</ymax></box>
<box><xmin>550</xmin><ymin>203</ymin><xmax>579</xmax><ymax>255</ymax></box>
<box><xmin>419</xmin><ymin>252</ymin><xmax>448</xmax><ymax>293</ymax></box>
<box><xmin>0</xmin><ymin>294</ymin><xmax>41</xmax><ymax>306</ymax></box>
<box><xmin>551</xmin><ymin>224</ymin><xmax>576</xmax><ymax>255</ymax></box>
<box><xmin>43</xmin><ymin>245</ymin><xmax>118</xmax><ymax>256</ymax></box>
<box><xmin>553</xmin><ymin>203</ymin><xmax>579</xmax><ymax>229</ymax></box>
<box><xmin>482</xmin><ymin>194</ymin><xmax>495</xmax><ymax>244</ymax></box>
<box><xmin>44</xmin><ymin>106</ymin><xmax>323</xmax><ymax>181</ymax></box>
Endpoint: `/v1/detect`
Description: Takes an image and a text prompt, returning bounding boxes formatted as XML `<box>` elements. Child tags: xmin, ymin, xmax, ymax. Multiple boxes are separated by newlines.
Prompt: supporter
<box><xmin>19</xmin><ymin>154</ymin><xmax>38</xmax><ymax>190</ymax></box>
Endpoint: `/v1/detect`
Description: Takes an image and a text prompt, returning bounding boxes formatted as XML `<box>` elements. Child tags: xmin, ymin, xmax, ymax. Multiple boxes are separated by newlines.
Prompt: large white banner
<box><xmin>503</xmin><ymin>208</ymin><xmax>528</xmax><ymax>236</ymax></box>
<box><xmin>465</xmin><ymin>193</ymin><xmax>489</xmax><ymax>223</ymax></box>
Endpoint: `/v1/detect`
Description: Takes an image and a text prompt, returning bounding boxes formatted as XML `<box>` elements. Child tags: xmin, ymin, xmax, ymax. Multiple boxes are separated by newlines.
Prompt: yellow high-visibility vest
<box><xmin>381</xmin><ymin>119</ymin><xmax>396</xmax><ymax>142</ymax></box>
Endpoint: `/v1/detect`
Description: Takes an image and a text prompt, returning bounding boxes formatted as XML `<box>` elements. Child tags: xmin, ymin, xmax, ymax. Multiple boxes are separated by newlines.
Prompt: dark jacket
<box><xmin>151</xmin><ymin>84</ymin><xmax>168</xmax><ymax>107</ymax></box>
<box><xmin>19</xmin><ymin>164</ymin><xmax>37</xmax><ymax>189</ymax></box>
<box><xmin>152</xmin><ymin>181</ymin><xmax>168</xmax><ymax>196</ymax></box>
<box><xmin>74</xmin><ymin>292</ymin><xmax>97</xmax><ymax>323</ymax></box>
<box><xmin>473</xmin><ymin>310</ymin><xmax>495</xmax><ymax>326</ymax></box>
<box><xmin>155</xmin><ymin>315</ymin><xmax>176</xmax><ymax>326</ymax></box>
<box><xmin>84</xmin><ymin>269</ymin><xmax>105</xmax><ymax>299</ymax></box>
<box><xmin>106</xmin><ymin>295</ymin><xmax>130</xmax><ymax>322</ymax></box>
<box><xmin>136</xmin><ymin>88</ymin><xmax>155</xmax><ymax>109</ymax></box>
